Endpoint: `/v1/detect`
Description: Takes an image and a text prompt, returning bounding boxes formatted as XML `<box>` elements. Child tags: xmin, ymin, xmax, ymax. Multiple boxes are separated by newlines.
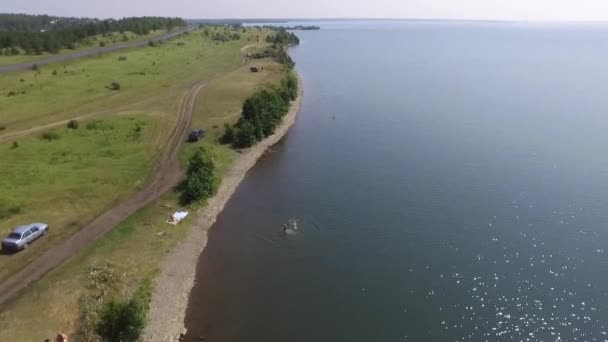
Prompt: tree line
<box><xmin>0</xmin><ymin>14</ymin><xmax>186</xmax><ymax>55</ymax></box>
<box><xmin>221</xmin><ymin>72</ymin><xmax>299</xmax><ymax>148</ymax></box>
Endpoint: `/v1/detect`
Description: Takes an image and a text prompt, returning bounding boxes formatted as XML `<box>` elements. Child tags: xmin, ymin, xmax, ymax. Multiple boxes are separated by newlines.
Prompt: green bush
<box><xmin>234</xmin><ymin>120</ymin><xmax>257</xmax><ymax>148</ymax></box>
<box><xmin>227</xmin><ymin>74</ymin><xmax>298</xmax><ymax>149</ymax></box>
<box><xmin>95</xmin><ymin>297</ymin><xmax>146</xmax><ymax>341</ymax></box>
<box><xmin>181</xmin><ymin>148</ymin><xmax>218</xmax><ymax>204</ymax></box>
<box><xmin>11</xmin><ymin>141</ymin><xmax>18</xmax><ymax>149</ymax></box>
<box><xmin>220</xmin><ymin>123</ymin><xmax>236</xmax><ymax>144</ymax></box>
<box><xmin>41</xmin><ymin>131</ymin><xmax>60</xmax><ymax>141</ymax></box>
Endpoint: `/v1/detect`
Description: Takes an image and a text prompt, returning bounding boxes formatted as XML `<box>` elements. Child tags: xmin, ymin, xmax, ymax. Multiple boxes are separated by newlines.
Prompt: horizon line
<box><xmin>185</xmin><ymin>17</ymin><xmax>608</xmax><ymax>24</ymax></box>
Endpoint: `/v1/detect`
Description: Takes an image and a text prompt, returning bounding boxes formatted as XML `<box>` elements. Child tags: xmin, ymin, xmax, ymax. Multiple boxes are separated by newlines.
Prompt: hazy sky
<box><xmin>4</xmin><ymin>0</ymin><xmax>608</xmax><ymax>21</ymax></box>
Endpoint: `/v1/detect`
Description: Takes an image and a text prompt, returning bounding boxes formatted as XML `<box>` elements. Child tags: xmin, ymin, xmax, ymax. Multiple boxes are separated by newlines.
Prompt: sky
<box><xmin>3</xmin><ymin>0</ymin><xmax>608</xmax><ymax>21</ymax></box>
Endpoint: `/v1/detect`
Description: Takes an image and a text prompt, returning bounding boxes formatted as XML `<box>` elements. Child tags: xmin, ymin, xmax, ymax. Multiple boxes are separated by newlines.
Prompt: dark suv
<box><xmin>188</xmin><ymin>129</ymin><xmax>205</xmax><ymax>142</ymax></box>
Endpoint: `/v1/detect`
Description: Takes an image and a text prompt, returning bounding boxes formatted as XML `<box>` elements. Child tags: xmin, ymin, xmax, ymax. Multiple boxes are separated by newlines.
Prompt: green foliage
<box><xmin>226</xmin><ymin>73</ymin><xmax>298</xmax><ymax>149</ymax></box>
<box><xmin>234</xmin><ymin>120</ymin><xmax>257</xmax><ymax>148</ymax></box>
<box><xmin>220</xmin><ymin>123</ymin><xmax>236</xmax><ymax>144</ymax></box>
<box><xmin>266</xmin><ymin>29</ymin><xmax>300</xmax><ymax>46</ymax></box>
<box><xmin>11</xmin><ymin>141</ymin><xmax>18</xmax><ymax>149</ymax></box>
<box><xmin>181</xmin><ymin>148</ymin><xmax>218</xmax><ymax>204</ymax></box>
<box><xmin>41</xmin><ymin>131</ymin><xmax>60</xmax><ymax>141</ymax></box>
<box><xmin>95</xmin><ymin>283</ymin><xmax>149</xmax><ymax>342</ymax></box>
<box><xmin>0</xmin><ymin>15</ymin><xmax>186</xmax><ymax>55</ymax></box>
<box><xmin>99</xmin><ymin>41</ymin><xmax>106</xmax><ymax>47</ymax></box>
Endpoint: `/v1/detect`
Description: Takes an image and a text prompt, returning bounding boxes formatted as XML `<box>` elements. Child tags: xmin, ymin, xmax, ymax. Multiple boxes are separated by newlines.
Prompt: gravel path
<box><xmin>143</xmin><ymin>77</ymin><xmax>303</xmax><ymax>342</ymax></box>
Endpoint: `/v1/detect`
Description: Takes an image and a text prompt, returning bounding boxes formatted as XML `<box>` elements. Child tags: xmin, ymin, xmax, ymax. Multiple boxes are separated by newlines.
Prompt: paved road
<box><xmin>0</xmin><ymin>28</ymin><xmax>191</xmax><ymax>74</ymax></box>
<box><xmin>0</xmin><ymin>79</ymin><xmax>206</xmax><ymax>306</ymax></box>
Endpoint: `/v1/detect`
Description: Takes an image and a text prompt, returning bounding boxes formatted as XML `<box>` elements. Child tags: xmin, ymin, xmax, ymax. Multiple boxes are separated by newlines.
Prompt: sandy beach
<box><xmin>143</xmin><ymin>76</ymin><xmax>303</xmax><ymax>341</ymax></box>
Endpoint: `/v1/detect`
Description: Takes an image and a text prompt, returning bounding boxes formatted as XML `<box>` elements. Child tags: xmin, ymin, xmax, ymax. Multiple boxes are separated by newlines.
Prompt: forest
<box><xmin>0</xmin><ymin>14</ymin><xmax>186</xmax><ymax>55</ymax></box>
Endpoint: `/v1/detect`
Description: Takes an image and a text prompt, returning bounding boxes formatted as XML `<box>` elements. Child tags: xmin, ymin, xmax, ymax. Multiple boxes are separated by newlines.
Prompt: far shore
<box><xmin>143</xmin><ymin>75</ymin><xmax>303</xmax><ymax>341</ymax></box>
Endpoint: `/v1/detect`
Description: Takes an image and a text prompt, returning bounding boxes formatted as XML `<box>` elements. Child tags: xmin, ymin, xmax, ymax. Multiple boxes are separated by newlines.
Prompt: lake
<box><xmin>185</xmin><ymin>21</ymin><xmax>608</xmax><ymax>341</ymax></box>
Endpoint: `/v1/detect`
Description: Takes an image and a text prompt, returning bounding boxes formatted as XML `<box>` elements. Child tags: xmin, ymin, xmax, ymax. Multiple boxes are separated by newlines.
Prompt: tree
<box><xmin>181</xmin><ymin>148</ymin><xmax>217</xmax><ymax>204</ymax></box>
<box><xmin>234</xmin><ymin>120</ymin><xmax>257</xmax><ymax>148</ymax></box>
<box><xmin>220</xmin><ymin>123</ymin><xmax>236</xmax><ymax>144</ymax></box>
<box><xmin>96</xmin><ymin>297</ymin><xmax>146</xmax><ymax>341</ymax></box>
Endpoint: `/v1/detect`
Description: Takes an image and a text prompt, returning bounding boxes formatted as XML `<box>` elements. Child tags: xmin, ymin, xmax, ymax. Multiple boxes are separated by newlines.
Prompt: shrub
<box><xmin>95</xmin><ymin>296</ymin><xmax>146</xmax><ymax>341</ymax></box>
<box><xmin>99</xmin><ymin>41</ymin><xmax>106</xmax><ymax>47</ymax></box>
<box><xmin>117</xmin><ymin>56</ymin><xmax>127</xmax><ymax>61</ymax></box>
<box><xmin>148</xmin><ymin>40</ymin><xmax>156</xmax><ymax>47</ymax></box>
<box><xmin>75</xmin><ymin>263</ymin><xmax>121</xmax><ymax>341</ymax></box>
<box><xmin>181</xmin><ymin>148</ymin><xmax>218</xmax><ymax>204</ymax></box>
<box><xmin>6</xmin><ymin>91</ymin><xmax>16</xmax><ymax>97</ymax></box>
<box><xmin>52</xmin><ymin>69</ymin><xmax>57</xmax><ymax>75</ymax></box>
<box><xmin>67</xmin><ymin>119</ymin><xmax>79</xmax><ymax>129</ymax></box>
<box><xmin>109</xmin><ymin>82</ymin><xmax>121</xmax><ymax>90</ymax></box>
<box><xmin>234</xmin><ymin>120</ymin><xmax>257</xmax><ymax>148</ymax></box>
<box><xmin>32</xmin><ymin>64</ymin><xmax>38</xmax><ymax>71</ymax></box>
<box><xmin>11</xmin><ymin>141</ymin><xmax>18</xmax><ymax>149</ymax></box>
<box><xmin>0</xmin><ymin>125</ymin><xmax>6</xmax><ymax>130</ymax></box>
<box><xmin>220</xmin><ymin>123</ymin><xmax>236</xmax><ymax>144</ymax></box>
<box><xmin>41</xmin><ymin>132</ymin><xmax>60</xmax><ymax>141</ymax></box>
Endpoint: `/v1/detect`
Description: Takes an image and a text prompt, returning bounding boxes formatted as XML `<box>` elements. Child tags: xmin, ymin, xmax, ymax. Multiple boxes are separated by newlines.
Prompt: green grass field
<box><xmin>0</xmin><ymin>29</ymin><xmax>168</xmax><ymax>67</ymax></box>
<box><xmin>0</xmin><ymin>27</ymin><xmax>251</xmax><ymax>133</ymax></box>
<box><xmin>0</xmin><ymin>111</ymin><xmax>174</xmax><ymax>283</ymax></box>
<box><xmin>0</xmin><ymin>52</ymin><xmax>288</xmax><ymax>340</ymax></box>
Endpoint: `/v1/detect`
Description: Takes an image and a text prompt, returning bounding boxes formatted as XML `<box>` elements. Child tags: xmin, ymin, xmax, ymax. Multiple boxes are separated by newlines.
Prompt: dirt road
<box><xmin>0</xmin><ymin>79</ymin><xmax>206</xmax><ymax>306</ymax></box>
<box><xmin>0</xmin><ymin>28</ymin><xmax>190</xmax><ymax>74</ymax></box>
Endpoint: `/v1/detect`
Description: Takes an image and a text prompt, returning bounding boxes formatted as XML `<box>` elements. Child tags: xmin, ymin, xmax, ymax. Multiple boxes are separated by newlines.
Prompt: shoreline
<box><xmin>143</xmin><ymin>75</ymin><xmax>303</xmax><ymax>341</ymax></box>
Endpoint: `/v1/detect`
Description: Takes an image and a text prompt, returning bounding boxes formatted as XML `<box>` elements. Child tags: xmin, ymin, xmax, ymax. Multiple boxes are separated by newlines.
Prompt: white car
<box><xmin>2</xmin><ymin>223</ymin><xmax>49</xmax><ymax>252</ymax></box>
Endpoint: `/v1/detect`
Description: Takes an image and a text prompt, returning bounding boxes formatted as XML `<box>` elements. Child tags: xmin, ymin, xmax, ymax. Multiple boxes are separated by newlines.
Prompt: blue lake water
<box><xmin>185</xmin><ymin>21</ymin><xmax>608</xmax><ymax>341</ymax></box>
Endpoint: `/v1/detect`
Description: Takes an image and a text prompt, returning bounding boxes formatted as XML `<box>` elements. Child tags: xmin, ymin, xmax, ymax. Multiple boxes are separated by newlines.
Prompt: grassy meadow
<box><xmin>0</xmin><ymin>27</ymin><xmax>253</xmax><ymax>133</ymax></box>
<box><xmin>0</xmin><ymin>27</ymin><xmax>274</xmax><ymax>283</ymax></box>
<box><xmin>0</xmin><ymin>51</ymin><xmax>288</xmax><ymax>340</ymax></box>
<box><xmin>0</xmin><ymin>29</ymin><xmax>168</xmax><ymax>67</ymax></box>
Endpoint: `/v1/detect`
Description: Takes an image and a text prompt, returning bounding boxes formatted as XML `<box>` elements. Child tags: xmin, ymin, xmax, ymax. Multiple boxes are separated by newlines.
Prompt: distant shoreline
<box><xmin>143</xmin><ymin>75</ymin><xmax>303</xmax><ymax>341</ymax></box>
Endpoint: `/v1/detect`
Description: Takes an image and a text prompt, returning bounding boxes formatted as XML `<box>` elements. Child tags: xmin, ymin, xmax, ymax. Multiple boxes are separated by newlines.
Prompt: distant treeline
<box><xmin>0</xmin><ymin>14</ymin><xmax>186</xmax><ymax>55</ymax></box>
